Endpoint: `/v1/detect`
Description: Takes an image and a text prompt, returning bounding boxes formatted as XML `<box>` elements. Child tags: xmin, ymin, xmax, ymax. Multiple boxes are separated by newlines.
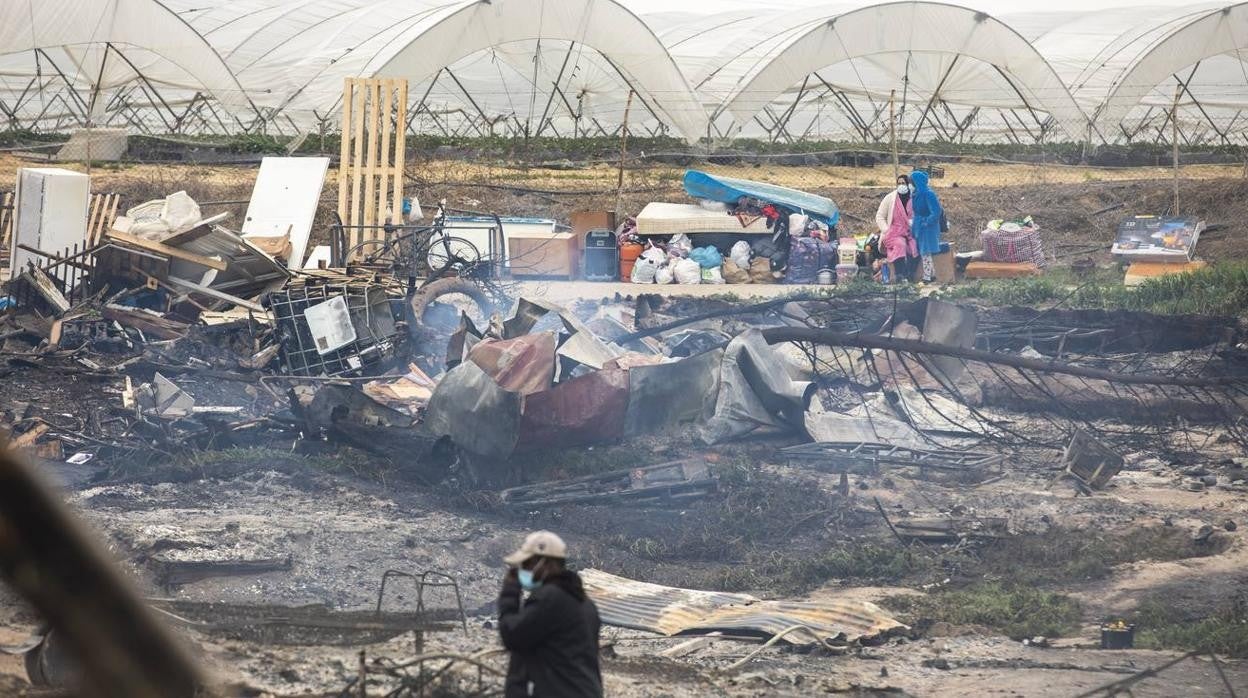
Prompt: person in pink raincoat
<box><xmin>873</xmin><ymin>174</ymin><xmax>919</xmax><ymax>282</ymax></box>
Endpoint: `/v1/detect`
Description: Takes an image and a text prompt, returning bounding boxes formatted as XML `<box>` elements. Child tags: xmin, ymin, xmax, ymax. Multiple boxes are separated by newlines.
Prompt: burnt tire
<box><xmin>409</xmin><ymin>277</ymin><xmax>492</xmax><ymax>327</ymax></box>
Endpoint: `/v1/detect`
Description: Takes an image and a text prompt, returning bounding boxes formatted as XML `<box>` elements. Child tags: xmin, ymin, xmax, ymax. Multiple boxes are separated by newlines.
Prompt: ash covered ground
<box><xmin>2</xmin><ymin>290</ymin><xmax>1247</xmax><ymax>697</ymax></box>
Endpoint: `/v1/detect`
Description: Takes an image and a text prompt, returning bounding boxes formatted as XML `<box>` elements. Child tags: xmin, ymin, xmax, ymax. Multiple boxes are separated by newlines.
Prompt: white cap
<box><xmin>504</xmin><ymin>530</ymin><xmax>567</xmax><ymax>567</ymax></box>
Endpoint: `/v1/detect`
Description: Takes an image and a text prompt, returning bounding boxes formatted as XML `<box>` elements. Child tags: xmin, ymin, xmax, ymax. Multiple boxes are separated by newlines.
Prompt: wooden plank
<box><xmin>87</xmin><ymin>193</ymin><xmax>102</xmax><ymax>246</ymax></box>
<box><xmin>163</xmin><ymin>276</ymin><xmax>267</xmax><ymax>312</ymax></box>
<box><xmin>19</xmin><ymin>266</ymin><xmax>71</xmax><ymax>314</ymax></box>
<box><xmin>362</xmin><ymin>78</ymin><xmax>381</xmax><ymax>232</ymax></box>
<box><xmin>378</xmin><ymin>78</ymin><xmax>394</xmax><ymax>226</ymax></box>
<box><xmin>338</xmin><ymin>77</ymin><xmax>353</xmax><ymax>235</ymax></box>
<box><xmin>349</xmin><ymin>78</ymin><xmax>367</xmax><ymax>239</ymax></box>
<box><xmin>105</xmin><ymin>230</ymin><xmax>228</xmax><ymax>272</ymax></box>
<box><xmin>393</xmin><ymin>79</ymin><xmax>408</xmax><ymax>224</ymax></box>
<box><xmin>101</xmin><ymin>305</ymin><xmax>190</xmax><ymax>340</ymax></box>
<box><xmin>0</xmin><ymin>191</ymin><xmax>12</xmax><ymax>250</ymax></box>
<box><xmin>105</xmin><ymin>193</ymin><xmax>120</xmax><ymax>238</ymax></box>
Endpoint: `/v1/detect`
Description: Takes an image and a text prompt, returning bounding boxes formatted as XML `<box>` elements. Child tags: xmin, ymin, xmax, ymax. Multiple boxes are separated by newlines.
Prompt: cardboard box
<box><xmin>964</xmin><ymin>261</ymin><xmax>1041</xmax><ymax>279</ymax></box>
<box><xmin>509</xmin><ymin>232</ymin><xmax>577</xmax><ymax>278</ymax></box>
<box><xmin>1124</xmin><ymin>260</ymin><xmax>1207</xmax><ymax>287</ymax></box>
<box><xmin>933</xmin><ymin>244</ymin><xmax>957</xmax><ymax>283</ymax></box>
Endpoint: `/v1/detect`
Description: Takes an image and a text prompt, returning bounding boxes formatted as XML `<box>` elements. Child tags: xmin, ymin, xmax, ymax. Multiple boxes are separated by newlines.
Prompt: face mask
<box><xmin>896</xmin><ymin>185</ymin><xmax>909</xmax><ymax>195</ymax></box>
<box><xmin>518</xmin><ymin>568</ymin><xmax>542</xmax><ymax>591</ymax></box>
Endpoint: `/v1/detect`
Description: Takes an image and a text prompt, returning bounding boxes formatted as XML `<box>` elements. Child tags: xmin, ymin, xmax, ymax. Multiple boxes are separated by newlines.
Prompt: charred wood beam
<box><xmin>760</xmin><ymin>327</ymin><xmax>1248</xmax><ymax>388</ymax></box>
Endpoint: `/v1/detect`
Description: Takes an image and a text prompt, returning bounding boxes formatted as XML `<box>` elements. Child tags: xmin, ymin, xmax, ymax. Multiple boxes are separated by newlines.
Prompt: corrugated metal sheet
<box><xmin>581</xmin><ymin>570</ymin><xmax>905</xmax><ymax>645</ymax></box>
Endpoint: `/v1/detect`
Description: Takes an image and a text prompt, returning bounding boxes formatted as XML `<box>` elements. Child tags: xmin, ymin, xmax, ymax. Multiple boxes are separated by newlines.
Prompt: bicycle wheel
<box><xmin>425</xmin><ymin>235</ymin><xmax>481</xmax><ymax>275</ymax></box>
<box><xmin>343</xmin><ymin>239</ymin><xmax>398</xmax><ymax>267</ymax></box>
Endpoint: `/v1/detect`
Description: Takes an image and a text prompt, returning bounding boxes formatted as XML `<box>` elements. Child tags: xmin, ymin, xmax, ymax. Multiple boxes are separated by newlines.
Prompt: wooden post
<box><xmin>1172</xmin><ymin>85</ymin><xmax>1181</xmax><ymax>216</ymax></box>
<box><xmin>889</xmin><ymin>89</ymin><xmax>898</xmax><ymax>178</ymax></box>
<box><xmin>393</xmin><ymin>79</ymin><xmax>408</xmax><ymax>226</ymax></box>
<box><xmin>377</xmin><ymin>79</ymin><xmax>393</xmax><ymax>226</ymax></box>
<box><xmin>615</xmin><ymin>90</ymin><xmax>634</xmax><ymax>215</ymax></box>
<box><xmin>338</xmin><ymin>78</ymin><xmax>353</xmax><ymax>229</ymax></box>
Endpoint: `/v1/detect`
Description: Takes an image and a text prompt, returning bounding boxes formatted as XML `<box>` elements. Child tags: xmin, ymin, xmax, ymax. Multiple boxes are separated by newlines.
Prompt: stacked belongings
<box><xmin>966</xmin><ymin>216</ymin><xmax>1045</xmax><ymax>279</ymax></box>
<box><xmin>624</xmin><ymin>171</ymin><xmax>840</xmax><ymax>285</ymax></box>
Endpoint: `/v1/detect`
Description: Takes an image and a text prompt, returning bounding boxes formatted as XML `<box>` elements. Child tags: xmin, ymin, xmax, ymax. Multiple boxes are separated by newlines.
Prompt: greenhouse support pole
<box><xmin>616</xmin><ymin>90</ymin><xmax>634</xmax><ymax>214</ymax></box>
<box><xmin>889</xmin><ymin>90</ymin><xmax>898</xmax><ymax>178</ymax></box>
<box><xmin>1172</xmin><ymin>85</ymin><xmax>1180</xmax><ymax>215</ymax></box>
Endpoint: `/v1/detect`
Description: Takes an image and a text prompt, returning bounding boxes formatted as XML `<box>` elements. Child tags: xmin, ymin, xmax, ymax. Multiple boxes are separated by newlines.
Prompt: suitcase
<box><xmin>584</xmin><ymin>229</ymin><xmax>618</xmax><ymax>281</ymax></box>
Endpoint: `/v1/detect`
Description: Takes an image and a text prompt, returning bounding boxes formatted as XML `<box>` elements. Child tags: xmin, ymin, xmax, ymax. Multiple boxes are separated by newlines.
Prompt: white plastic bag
<box><xmin>789</xmin><ymin>213</ymin><xmax>809</xmax><ymax>236</ymax></box>
<box><xmin>698</xmin><ymin>199</ymin><xmax>729</xmax><ymax>212</ymax></box>
<box><xmin>669</xmin><ymin>233</ymin><xmax>694</xmax><ymax>256</ymax></box>
<box><xmin>655</xmin><ymin>264</ymin><xmax>675</xmax><ymax>285</ymax></box>
<box><xmin>631</xmin><ymin>256</ymin><xmax>658</xmax><ymax>283</ymax></box>
<box><xmin>730</xmin><ymin>240</ymin><xmax>752</xmax><ymax>270</ymax></box>
<box><xmin>673</xmin><ymin>258</ymin><xmax>702</xmax><ymax>285</ymax></box>
<box><xmin>702</xmin><ymin>266</ymin><xmax>725</xmax><ymax>284</ymax></box>
<box><xmin>161</xmin><ymin>191</ymin><xmax>202</xmax><ymax>234</ymax></box>
<box><xmin>641</xmin><ymin>246</ymin><xmax>667</xmax><ymax>265</ymax></box>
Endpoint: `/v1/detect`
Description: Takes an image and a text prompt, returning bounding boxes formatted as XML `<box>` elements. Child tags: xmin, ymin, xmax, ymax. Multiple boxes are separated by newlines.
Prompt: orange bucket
<box><xmin>619</xmin><ymin>242</ymin><xmax>643</xmax><ymax>282</ymax></box>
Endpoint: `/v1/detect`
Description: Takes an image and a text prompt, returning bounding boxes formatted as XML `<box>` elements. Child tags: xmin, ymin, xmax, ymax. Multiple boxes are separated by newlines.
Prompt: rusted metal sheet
<box><xmin>580</xmin><ymin>570</ymin><xmax>904</xmax><ymax>645</ymax></box>
<box><xmin>515</xmin><ymin>368</ymin><xmax>629</xmax><ymax>452</ymax></box>
<box><xmin>467</xmin><ymin>331</ymin><xmax>558</xmax><ymax>395</ymax></box>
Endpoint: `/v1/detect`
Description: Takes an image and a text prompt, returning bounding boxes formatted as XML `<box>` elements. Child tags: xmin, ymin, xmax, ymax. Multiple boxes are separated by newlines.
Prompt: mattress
<box><xmin>682</xmin><ymin>170</ymin><xmax>840</xmax><ymax>227</ymax></box>
<box><xmin>635</xmin><ymin>202</ymin><xmax>771</xmax><ymax>235</ymax></box>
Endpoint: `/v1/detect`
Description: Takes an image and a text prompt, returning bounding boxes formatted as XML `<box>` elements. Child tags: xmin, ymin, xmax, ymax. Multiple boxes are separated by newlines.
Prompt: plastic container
<box><xmin>619</xmin><ymin>242</ymin><xmax>643</xmax><ymax>282</ymax></box>
<box><xmin>836</xmin><ymin>263</ymin><xmax>858</xmax><ymax>283</ymax></box>
<box><xmin>1100</xmin><ymin>622</ymin><xmax>1135</xmax><ymax>649</ymax></box>
<box><xmin>838</xmin><ymin>246</ymin><xmax>857</xmax><ymax>265</ymax></box>
<box><xmin>817</xmin><ymin>268</ymin><xmax>834</xmax><ymax>285</ymax></box>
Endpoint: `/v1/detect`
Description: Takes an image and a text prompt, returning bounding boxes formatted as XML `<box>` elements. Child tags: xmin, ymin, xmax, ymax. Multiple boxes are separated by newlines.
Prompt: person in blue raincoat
<box><xmin>909</xmin><ymin>170</ymin><xmax>944</xmax><ymax>282</ymax></box>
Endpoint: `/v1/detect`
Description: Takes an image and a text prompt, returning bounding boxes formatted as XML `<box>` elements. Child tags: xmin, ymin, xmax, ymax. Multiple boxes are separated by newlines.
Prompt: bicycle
<box><xmin>336</xmin><ymin>199</ymin><xmax>486</xmax><ymax>283</ymax></box>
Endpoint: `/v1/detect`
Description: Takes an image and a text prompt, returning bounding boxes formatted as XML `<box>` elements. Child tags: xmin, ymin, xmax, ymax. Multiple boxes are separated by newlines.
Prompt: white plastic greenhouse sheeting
<box><xmin>0</xmin><ymin>0</ymin><xmax>1246</xmax><ymax>142</ymax></box>
<box><xmin>0</xmin><ymin>0</ymin><xmax>249</xmax><ymax>113</ymax></box>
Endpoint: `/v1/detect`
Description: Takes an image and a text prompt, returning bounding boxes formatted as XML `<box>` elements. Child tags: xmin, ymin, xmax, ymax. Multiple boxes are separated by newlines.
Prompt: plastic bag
<box><xmin>655</xmin><ymin>264</ymin><xmax>675</xmax><ymax>285</ymax></box>
<box><xmin>749</xmin><ymin>257</ymin><xmax>776</xmax><ymax>284</ymax></box>
<box><xmin>702</xmin><ymin>266</ymin><xmax>725</xmax><ymax>284</ymax></box>
<box><xmin>631</xmin><ymin>255</ymin><xmax>659</xmax><ymax>283</ymax></box>
<box><xmin>698</xmin><ymin>199</ymin><xmax>729</xmax><ymax>212</ymax></box>
<box><xmin>640</xmin><ymin>246</ymin><xmax>666</xmax><ymax>265</ymax></box>
<box><xmin>789</xmin><ymin>213</ymin><xmax>809</xmax><ymax>236</ymax></box>
<box><xmin>669</xmin><ymin>233</ymin><xmax>694</xmax><ymax>257</ymax></box>
<box><xmin>673</xmin><ymin>258</ymin><xmax>702</xmax><ymax>285</ymax></box>
<box><xmin>729</xmin><ymin>240</ymin><xmax>752</xmax><ymax>269</ymax></box>
<box><xmin>689</xmin><ymin>245</ymin><xmax>723</xmax><ymax>269</ymax></box>
<box><xmin>721</xmin><ymin>258</ymin><xmax>751</xmax><ymax>284</ymax></box>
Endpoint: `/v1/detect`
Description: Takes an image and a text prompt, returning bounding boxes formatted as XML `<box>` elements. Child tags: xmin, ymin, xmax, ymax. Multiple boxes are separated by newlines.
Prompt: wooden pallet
<box><xmin>338</xmin><ymin>77</ymin><xmax>408</xmax><ymax>261</ymax></box>
<box><xmin>0</xmin><ymin>191</ymin><xmax>12</xmax><ymax>253</ymax></box>
<box><xmin>87</xmin><ymin>192</ymin><xmax>121</xmax><ymax>246</ymax></box>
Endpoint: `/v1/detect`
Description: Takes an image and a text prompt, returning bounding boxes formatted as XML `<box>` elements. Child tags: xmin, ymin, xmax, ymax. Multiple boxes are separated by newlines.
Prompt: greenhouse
<box><xmin>2</xmin><ymin>0</ymin><xmax>1247</xmax><ymax>143</ymax></box>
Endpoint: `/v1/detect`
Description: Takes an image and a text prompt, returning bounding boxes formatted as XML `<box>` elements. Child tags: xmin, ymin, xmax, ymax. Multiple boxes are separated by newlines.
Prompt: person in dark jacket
<box><xmin>498</xmin><ymin>530</ymin><xmax>602</xmax><ymax>698</ymax></box>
